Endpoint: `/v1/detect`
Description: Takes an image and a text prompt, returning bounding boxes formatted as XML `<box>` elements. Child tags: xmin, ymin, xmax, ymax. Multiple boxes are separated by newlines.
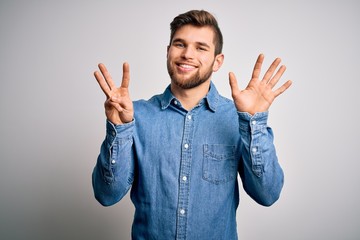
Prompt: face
<box><xmin>167</xmin><ymin>25</ymin><xmax>224</xmax><ymax>89</ymax></box>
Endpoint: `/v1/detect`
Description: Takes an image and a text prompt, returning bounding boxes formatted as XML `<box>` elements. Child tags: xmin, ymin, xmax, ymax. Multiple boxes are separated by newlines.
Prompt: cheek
<box><xmin>201</xmin><ymin>57</ymin><xmax>216</xmax><ymax>70</ymax></box>
<box><xmin>199</xmin><ymin>55</ymin><xmax>211</xmax><ymax>64</ymax></box>
<box><xmin>167</xmin><ymin>48</ymin><xmax>175</xmax><ymax>58</ymax></box>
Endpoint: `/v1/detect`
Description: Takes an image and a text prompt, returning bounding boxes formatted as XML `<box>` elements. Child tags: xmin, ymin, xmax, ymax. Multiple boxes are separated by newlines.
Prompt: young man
<box><xmin>92</xmin><ymin>10</ymin><xmax>292</xmax><ymax>240</ymax></box>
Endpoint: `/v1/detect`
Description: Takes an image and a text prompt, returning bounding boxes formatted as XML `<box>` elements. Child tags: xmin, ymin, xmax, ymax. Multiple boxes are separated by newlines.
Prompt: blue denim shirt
<box><xmin>92</xmin><ymin>82</ymin><xmax>284</xmax><ymax>240</ymax></box>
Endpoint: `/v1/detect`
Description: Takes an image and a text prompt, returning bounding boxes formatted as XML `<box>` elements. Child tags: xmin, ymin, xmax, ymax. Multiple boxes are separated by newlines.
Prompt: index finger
<box><xmin>98</xmin><ymin>63</ymin><xmax>118</xmax><ymax>91</ymax></box>
<box><xmin>94</xmin><ymin>64</ymin><xmax>112</xmax><ymax>98</ymax></box>
<box><xmin>121</xmin><ymin>62</ymin><xmax>130</xmax><ymax>88</ymax></box>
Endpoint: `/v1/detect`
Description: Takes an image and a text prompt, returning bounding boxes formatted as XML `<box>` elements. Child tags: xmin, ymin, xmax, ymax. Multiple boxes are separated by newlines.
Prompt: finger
<box><xmin>94</xmin><ymin>69</ymin><xmax>111</xmax><ymax>97</ymax></box>
<box><xmin>110</xmin><ymin>94</ymin><xmax>131</xmax><ymax>109</ymax></box>
<box><xmin>268</xmin><ymin>65</ymin><xmax>286</xmax><ymax>88</ymax></box>
<box><xmin>98</xmin><ymin>63</ymin><xmax>118</xmax><ymax>91</ymax></box>
<box><xmin>262</xmin><ymin>58</ymin><xmax>281</xmax><ymax>83</ymax></box>
<box><xmin>121</xmin><ymin>62</ymin><xmax>130</xmax><ymax>88</ymax></box>
<box><xmin>110</xmin><ymin>94</ymin><xmax>128</xmax><ymax>105</ymax></box>
<box><xmin>273</xmin><ymin>80</ymin><xmax>293</xmax><ymax>97</ymax></box>
<box><xmin>229</xmin><ymin>72</ymin><xmax>240</xmax><ymax>95</ymax></box>
<box><xmin>107</xmin><ymin>99</ymin><xmax>124</xmax><ymax>112</ymax></box>
<box><xmin>252</xmin><ymin>54</ymin><xmax>264</xmax><ymax>79</ymax></box>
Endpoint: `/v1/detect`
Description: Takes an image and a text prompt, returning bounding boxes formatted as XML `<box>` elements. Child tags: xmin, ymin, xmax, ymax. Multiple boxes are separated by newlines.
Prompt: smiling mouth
<box><xmin>176</xmin><ymin>63</ymin><xmax>197</xmax><ymax>72</ymax></box>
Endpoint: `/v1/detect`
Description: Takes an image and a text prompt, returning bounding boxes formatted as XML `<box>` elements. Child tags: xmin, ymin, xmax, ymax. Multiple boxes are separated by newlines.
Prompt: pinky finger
<box><xmin>273</xmin><ymin>80</ymin><xmax>293</xmax><ymax>97</ymax></box>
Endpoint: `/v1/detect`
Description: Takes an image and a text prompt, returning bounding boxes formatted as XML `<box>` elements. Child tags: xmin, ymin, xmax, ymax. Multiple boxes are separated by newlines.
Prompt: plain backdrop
<box><xmin>1</xmin><ymin>0</ymin><xmax>359</xmax><ymax>239</ymax></box>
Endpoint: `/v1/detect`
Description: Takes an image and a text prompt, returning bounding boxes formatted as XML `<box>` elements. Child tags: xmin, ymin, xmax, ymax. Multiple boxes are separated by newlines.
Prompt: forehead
<box><xmin>172</xmin><ymin>25</ymin><xmax>215</xmax><ymax>47</ymax></box>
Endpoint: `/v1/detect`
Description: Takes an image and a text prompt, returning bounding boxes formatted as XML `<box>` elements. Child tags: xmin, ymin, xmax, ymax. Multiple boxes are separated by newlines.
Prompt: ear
<box><xmin>166</xmin><ymin>45</ymin><xmax>170</xmax><ymax>57</ymax></box>
<box><xmin>212</xmin><ymin>53</ymin><xmax>224</xmax><ymax>72</ymax></box>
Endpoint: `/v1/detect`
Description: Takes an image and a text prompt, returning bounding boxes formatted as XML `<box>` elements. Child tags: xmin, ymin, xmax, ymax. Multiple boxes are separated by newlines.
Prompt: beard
<box><xmin>167</xmin><ymin>59</ymin><xmax>214</xmax><ymax>89</ymax></box>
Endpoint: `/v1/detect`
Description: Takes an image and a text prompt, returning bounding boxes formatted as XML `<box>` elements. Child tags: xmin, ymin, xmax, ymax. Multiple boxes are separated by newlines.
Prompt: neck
<box><xmin>171</xmin><ymin>80</ymin><xmax>211</xmax><ymax>111</ymax></box>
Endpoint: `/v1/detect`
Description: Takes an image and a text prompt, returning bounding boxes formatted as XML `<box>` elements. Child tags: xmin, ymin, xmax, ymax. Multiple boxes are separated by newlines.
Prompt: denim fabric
<box><xmin>92</xmin><ymin>82</ymin><xmax>284</xmax><ymax>240</ymax></box>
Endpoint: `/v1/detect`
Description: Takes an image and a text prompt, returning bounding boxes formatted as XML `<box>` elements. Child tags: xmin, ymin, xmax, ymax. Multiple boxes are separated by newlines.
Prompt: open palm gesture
<box><xmin>229</xmin><ymin>54</ymin><xmax>292</xmax><ymax>115</ymax></box>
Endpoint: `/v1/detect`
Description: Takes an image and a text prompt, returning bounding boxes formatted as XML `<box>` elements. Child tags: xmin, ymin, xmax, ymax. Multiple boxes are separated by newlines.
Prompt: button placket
<box><xmin>176</xmin><ymin>110</ymin><xmax>196</xmax><ymax>239</ymax></box>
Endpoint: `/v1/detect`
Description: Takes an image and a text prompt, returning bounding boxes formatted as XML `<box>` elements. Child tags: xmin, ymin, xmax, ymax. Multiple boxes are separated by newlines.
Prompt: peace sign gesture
<box><xmin>94</xmin><ymin>63</ymin><xmax>134</xmax><ymax>125</ymax></box>
<box><xmin>229</xmin><ymin>54</ymin><xmax>292</xmax><ymax>115</ymax></box>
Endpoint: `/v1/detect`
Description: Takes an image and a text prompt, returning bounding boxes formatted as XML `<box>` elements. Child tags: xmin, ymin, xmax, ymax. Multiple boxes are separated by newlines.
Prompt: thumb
<box><xmin>229</xmin><ymin>72</ymin><xmax>240</xmax><ymax>94</ymax></box>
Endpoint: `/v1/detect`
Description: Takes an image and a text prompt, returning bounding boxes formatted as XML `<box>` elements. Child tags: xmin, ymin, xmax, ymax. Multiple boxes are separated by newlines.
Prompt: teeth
<box><xmin>180</xmin><ymin>64</ymin><xmax>195</xmax><ymax>69</ymax></box>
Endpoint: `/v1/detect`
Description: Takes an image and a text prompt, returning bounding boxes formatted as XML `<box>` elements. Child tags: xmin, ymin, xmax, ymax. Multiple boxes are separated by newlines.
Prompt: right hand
<box><xmin>94</xmin><ymin>62</ymin><xmax>134</xmax><ymax>125</ymax></box>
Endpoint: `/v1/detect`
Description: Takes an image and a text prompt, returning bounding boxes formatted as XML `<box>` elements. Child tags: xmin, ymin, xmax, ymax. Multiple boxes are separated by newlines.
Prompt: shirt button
<box><xmin>187</xmin><ymin>115</ymin><xmax>192</xmax><ymax>120</ymax></box>
<box><xmin>180</xmin><ymin>209</ymin><xmax>186</xmax><ymax>215</ymax></box>
<box><xmin>112</xmin><ymin>131</ymin><xmax>116</xmax><ymax>136</ymax></box>
<box><xmin>252</xmin><ymin>147</ymin><xmax>257</xmax><ymax>153</ymax></box>
<box><xmin>252</xmin><ymin>120</ymin><xmax>257</xmax><ymax>125</ymax></box>
<box><xmin>174</xmin><ymin>100</ymin><xmax>178</xmax><ymax>105</ymax></box>
<box><xmin>111</xmin><ymin>159</ymin><xmax>116</xmax><ymax>164</ymax></box>
<box><xmin>182</xmin><ymin>176</ymin><xmax>187</xmax><ymax>182</ymax></box>
<box><xmin>184</xmin><ymin>143</ymin><xmax>189</xmax><ymax>149</ymax></box>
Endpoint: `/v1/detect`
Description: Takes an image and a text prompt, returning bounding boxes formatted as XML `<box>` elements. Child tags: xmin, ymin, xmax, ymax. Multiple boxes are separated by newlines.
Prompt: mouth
<box><xmin>176</xmin><ymin>63</ymin><xmax>197</xmax><ymax>72</ymax></box>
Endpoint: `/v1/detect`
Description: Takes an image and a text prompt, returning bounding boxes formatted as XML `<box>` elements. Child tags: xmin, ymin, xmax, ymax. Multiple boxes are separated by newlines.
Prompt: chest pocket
<box><xmin>203</xmin><ymin>144</ymin><xmax>237</xmax><ymax>184</ymax></box>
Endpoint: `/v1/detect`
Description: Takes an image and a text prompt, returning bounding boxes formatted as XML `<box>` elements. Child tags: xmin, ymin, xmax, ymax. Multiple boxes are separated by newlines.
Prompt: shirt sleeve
<box><xmin>237</xmin><ymin>112</ymin><xmax>284</xmax><ymax>206</ymax></box>
<box><xmin>92</xmin><ymin>120</ymin><xmax>135</xmax><ymax>206</ymax></box>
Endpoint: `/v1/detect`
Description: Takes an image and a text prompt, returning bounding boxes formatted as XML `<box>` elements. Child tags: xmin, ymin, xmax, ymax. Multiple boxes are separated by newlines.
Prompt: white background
<box><xmin>1</xmin><ymin>0</ymin><xmax>359</xmax><ymax>239</ymax></box>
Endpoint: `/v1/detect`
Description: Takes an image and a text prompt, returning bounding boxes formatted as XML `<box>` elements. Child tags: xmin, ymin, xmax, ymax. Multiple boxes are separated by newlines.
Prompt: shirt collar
<box><xmin>160</xmin><ymin>81</ymin><xmax>219</xmax><ymax>112</ymax></box>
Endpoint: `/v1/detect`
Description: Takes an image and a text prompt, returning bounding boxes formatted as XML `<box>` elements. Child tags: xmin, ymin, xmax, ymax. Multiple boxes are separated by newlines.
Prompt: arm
<box><xmin>92</xmin><ymin>121</ymin><xmax>135</xmax><ymax>206</ymax></box>
<box><xmin>229</xmin><ymin>54</ymin><xmax>292</xmax><ymax>206</ymax></box>
<box><xmin>238</xmin><ymin>111</ymin><xmax>283</xmax><ymax>206</ymax></box>
<box><xmin>92</xmin><ymin>63</ymin><xmax>135</xmax><ymax>206</ymax></box>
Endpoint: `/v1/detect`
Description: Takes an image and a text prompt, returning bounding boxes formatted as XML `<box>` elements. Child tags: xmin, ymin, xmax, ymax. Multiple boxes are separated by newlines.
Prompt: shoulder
<box><xmin>208</xmin><ymin>82</ymin><xmax>236</xmax><ymax>111</ymax></box>
<box><xmin>217</xmin><ymin>94</ymin><xmax>236</xmax><ymax>111</ymax></box>
<box><xmin>218</xmin><ymin>94</ymin><xmax>234</xmax><ymax>105</ymax></box>
<box><xmin>133</xmin><ymin>93</ymin><xmax>163</xmax><ymax>113</ymax></box>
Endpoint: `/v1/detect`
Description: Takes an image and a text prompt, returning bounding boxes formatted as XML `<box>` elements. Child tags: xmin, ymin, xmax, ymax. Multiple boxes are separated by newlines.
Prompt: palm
<box><xmin>229</xmin><ymin>54</ymin><xmax>292</xmax><ymax>115</ymax></box>
<box><xmin>105</xmin><ymin>85</ymin><xmax>133</xmax><ymax>124</ymax></box>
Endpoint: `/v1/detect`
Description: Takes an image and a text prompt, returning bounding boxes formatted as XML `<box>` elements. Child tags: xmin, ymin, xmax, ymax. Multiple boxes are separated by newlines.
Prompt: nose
<box><xmin>181</xmin><ymin>46</ymin><xmax>195</xmax><ymax>59</ymax></box>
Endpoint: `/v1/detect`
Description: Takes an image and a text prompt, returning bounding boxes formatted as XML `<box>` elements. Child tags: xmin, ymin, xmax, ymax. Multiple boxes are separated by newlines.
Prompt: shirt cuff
<box><xmin>238</xmin><ymin>111</ymin><xmax>268</xmax><ymax>132</ymax></box>
<box><xmin>106</xmin><ymin>119</ymin><xmax>135</xmax><ymax>144</ymax></box>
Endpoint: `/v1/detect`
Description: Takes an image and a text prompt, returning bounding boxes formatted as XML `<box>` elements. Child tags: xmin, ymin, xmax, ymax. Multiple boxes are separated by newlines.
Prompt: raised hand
<box><xmin>94</xmin><ymin>63</ymin><xmax>134</xmax><ymax>125</ymax></box>
<box><xmin>229</xmin><ymin>54</ymin><xmax>292</xmax><ymax>115</ymax></box>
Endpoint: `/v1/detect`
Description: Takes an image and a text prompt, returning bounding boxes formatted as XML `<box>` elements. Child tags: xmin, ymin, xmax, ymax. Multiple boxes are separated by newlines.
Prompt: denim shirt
<box><xmin>92</xmin><ymin>82</ymin><xmax>284</xmax><ymax>240</ymax></box>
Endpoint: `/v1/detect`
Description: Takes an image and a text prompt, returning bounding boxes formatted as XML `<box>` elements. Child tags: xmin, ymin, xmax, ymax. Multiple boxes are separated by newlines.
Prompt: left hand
<box><xmin>229</xmin><ymin>54</ymin><xmax>292</xmax><ymax>115</ymax></box>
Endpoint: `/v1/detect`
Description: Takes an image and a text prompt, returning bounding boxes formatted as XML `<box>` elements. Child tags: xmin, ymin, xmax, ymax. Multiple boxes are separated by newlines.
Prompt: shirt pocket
<box><xmin>202</xmin><ymin>144</ymin><xmax>237</xmax><ymax>184</ymax></box>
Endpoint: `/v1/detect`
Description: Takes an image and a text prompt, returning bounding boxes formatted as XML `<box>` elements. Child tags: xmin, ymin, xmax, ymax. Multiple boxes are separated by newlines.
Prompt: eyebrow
<box><xmin>172</xmin><ymin>38</ymin><xmax>211</xmax><ymax>49</ymax></box>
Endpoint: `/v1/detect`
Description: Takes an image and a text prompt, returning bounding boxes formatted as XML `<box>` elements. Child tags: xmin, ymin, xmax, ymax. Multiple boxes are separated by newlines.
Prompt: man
<box><xmin>92</xmin><ymin>10</ymin><xmax>292</xmax><ymax>240</ymax></box>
